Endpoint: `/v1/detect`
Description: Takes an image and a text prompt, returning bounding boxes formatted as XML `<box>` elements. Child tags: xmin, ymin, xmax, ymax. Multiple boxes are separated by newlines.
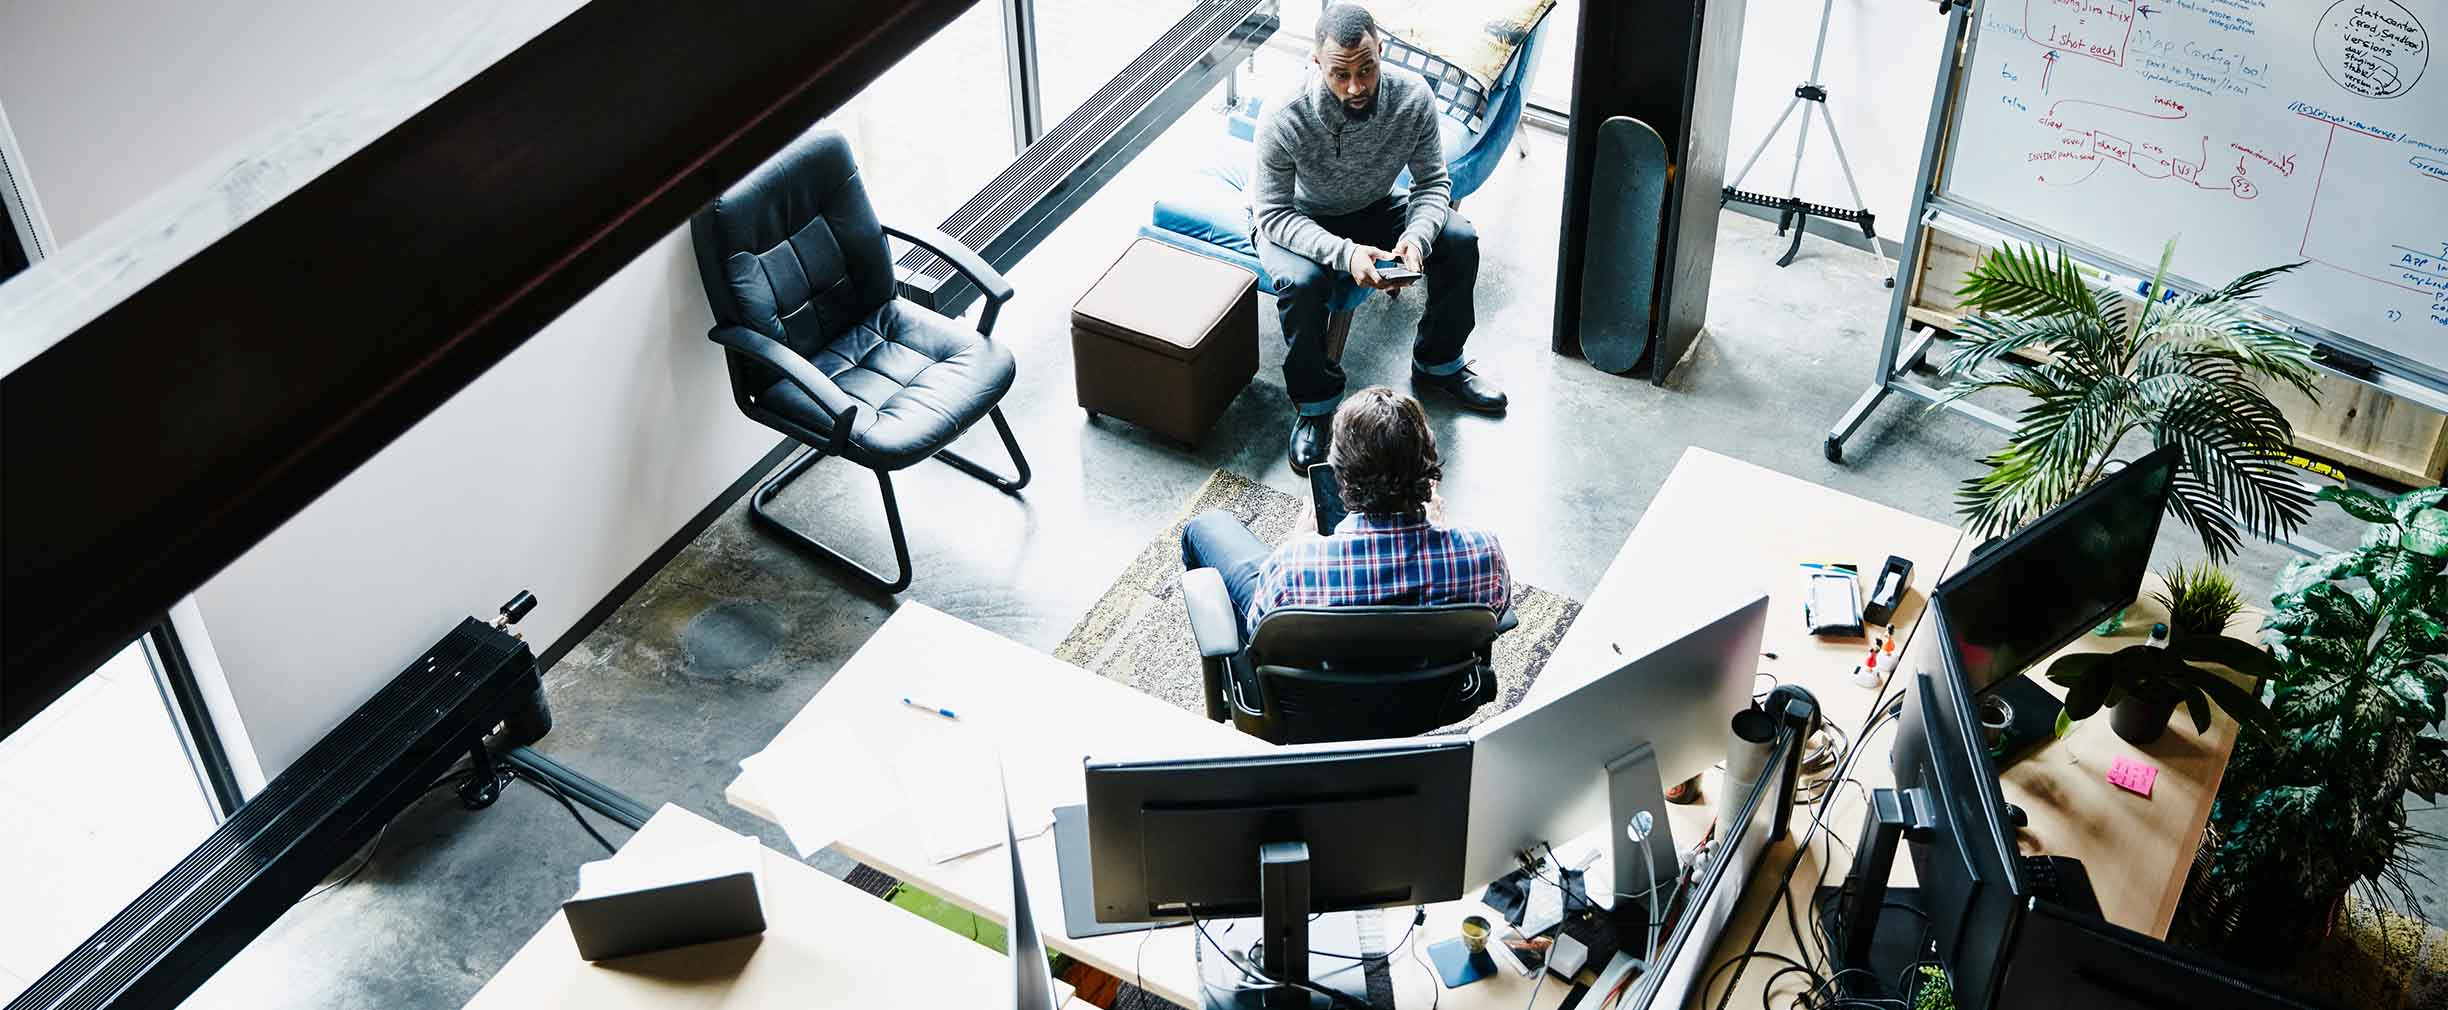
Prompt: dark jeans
<box><xmin>1181</xmin><ymin>509</ymin><xmax>1271</xmax><ymax>640</ymax></box>
<box><xmin>1257</xmin><ymin>198</ymin><xmax>1479</xmax><ymax>415</ymax></box>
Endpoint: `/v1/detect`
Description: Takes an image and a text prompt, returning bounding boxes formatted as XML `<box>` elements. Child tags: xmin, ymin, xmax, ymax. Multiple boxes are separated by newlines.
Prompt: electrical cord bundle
<box><xmin>1188</xmin><ymin>905</ymin><xmax>1379</xmax><ymax>1010</ymax></box>
<box><xmin>502</xmin><ymin>763</ymin><xmax>618</xmax><ymax>854</ymax></box>
<box><xmin>297</xmin><ymin>756</ymin><xmax>624</xmax><ymax>906</ymax></box>
<box><xmin>298</xmin><ymin>767</ymin><xmax>483</xmax><ymax>903</ymax></box>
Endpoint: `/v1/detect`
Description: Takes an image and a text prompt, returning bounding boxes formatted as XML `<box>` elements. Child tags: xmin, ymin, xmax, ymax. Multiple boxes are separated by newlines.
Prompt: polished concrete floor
<box><xmin>172</xmin><ymin>100</ymin><xmax>2410</xmax><ymax>1009</ymax></box>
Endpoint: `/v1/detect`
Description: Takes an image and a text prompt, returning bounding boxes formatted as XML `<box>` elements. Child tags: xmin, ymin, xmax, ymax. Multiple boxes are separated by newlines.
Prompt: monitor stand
<box><xmin>1195</xmin><ymin>841</ymin><xmax>1375</xmax><ymax>1010</ymax></box>
<box><xmin>1814</xmin><ymin>786</ymin><xmax>1935</xmax><ymax>1002</ymax></box>
<box><xmin>1605</xmin><ymin>742</ymin><xmax>1680</xmax><ymax>918</ymax></box>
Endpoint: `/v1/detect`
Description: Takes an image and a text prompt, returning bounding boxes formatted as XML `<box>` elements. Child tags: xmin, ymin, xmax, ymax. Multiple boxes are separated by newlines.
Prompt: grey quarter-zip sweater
<box><xmin>1253</xmin><ymin>69</ymin><xmax>1452</xmax><ymax>271</ymax></box>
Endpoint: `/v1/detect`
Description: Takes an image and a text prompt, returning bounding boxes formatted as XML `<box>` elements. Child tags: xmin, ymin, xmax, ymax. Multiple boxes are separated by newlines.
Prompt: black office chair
<box><xmin>1182</xmin><ymin>568</ymin><xmax>1510</xmax><ymax>744</ymax></box>
<box><xmin>691</xmin><ymin>126</ymin><xmax>1029</xmax><ymax>593</ymax></box>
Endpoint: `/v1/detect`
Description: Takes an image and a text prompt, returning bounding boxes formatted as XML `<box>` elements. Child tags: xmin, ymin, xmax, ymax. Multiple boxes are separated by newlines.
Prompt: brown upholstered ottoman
<box><xmin>1071</xmin><ymin>238</ymin><xmax>1258</xmax><ymax>447</ymax></box>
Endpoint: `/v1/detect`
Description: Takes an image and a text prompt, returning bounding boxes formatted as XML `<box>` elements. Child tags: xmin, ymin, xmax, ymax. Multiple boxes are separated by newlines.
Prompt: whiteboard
<box><xmin>1943</xmin><ymin>0</ymin><xmax>2448</xmax><ymax>385</ymax></box>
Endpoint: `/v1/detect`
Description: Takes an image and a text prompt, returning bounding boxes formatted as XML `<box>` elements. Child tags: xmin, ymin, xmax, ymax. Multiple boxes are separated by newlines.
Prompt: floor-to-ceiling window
<box><xmin>0</xmin><ymin>628</ymin><xmax>235</xmax><ymax>1003</ymax></box>
<box><xmin>1031</xmin><ymin>0</ymin><xmax>1206</xmax><ymax>128</ymax></box>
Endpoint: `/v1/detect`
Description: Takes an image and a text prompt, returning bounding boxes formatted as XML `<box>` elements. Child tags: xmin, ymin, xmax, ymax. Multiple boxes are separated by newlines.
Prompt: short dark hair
<box><xmin>1315</xmin><ymin>3</ymin><xmax>1379</xmax><ymax>50</ymax></box>
<box><xmin>1329</xmin><ymin>387</ymin><xmax>1441</xmax><ymax>516</ymax></box>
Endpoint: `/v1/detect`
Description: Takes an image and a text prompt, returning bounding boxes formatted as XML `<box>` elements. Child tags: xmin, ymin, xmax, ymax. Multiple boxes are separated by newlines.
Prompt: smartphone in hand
<box><xmin>1308</xmin><ymin>463</ymin><xmax>1348</xmax><ymax>536</ymax></box>
<box><xmin>1373</xmin><ymin>259</ymin><xmax>1423</xmax><ymax>285</ymax></box>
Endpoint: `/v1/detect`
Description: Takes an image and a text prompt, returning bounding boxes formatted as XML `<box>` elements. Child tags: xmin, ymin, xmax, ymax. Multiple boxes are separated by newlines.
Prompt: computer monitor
<box><xmin>1820</xmin><ymin>603</ymin><xmax>2028</xmax><ymax>1008</ymax></box>
<box><xmin>1931</xmin><ymin>444</ymin><xmax>2177</xmax><ymax>759</ymax></box>
<box><xmin>1995</xmin><ymin>901</ymin><xmax>2334</xmax><ymax>1009</ymax></box>
<box><xmin>1933</xmin><ymin>444</ymin><xmax>2177</xmax><ymax>688</ymax></box>
<box><xmin>1902</xmin><ymin>613</ymin><xmax>2026</xmax><ymax>1008</ymax></box>
<box><xmin>1081</xmin><ymin>737</ymin><xmax>1472</xmax><ymax>1010</ymax></box>
<box><xmin>1465</xmin><ymin>594</ymin><xmax>1771</xmax><ymax>906</ymax></box>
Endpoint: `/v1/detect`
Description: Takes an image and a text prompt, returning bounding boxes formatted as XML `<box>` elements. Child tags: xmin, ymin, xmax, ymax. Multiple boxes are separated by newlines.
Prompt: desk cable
<box><xmin>1187</xmin><ymin>905</ymin><xmax>1375</xmax><ymax>1010</ymax></box>
<box><xmin>297</xmin><ymin>767</ymin><xmax>483</xmax><ymax>904</ymax></box>
<box><xmin>1706</xmin><ymin>613</ymin><xmax>1929</xmax><ymax>1009</ymax></box>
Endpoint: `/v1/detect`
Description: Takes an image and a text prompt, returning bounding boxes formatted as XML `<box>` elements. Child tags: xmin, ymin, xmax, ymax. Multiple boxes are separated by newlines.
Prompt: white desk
<box><xmin>724</xmin><ymin>448</ymin><xmax>2239</xmax><ymax>1010</ymax></box>
<box><xmin>728</xmin><ymin>602</ymin><xmax>1572</xmax><ymax>1010</ymax></box>
<box><xmin>465</xmin><ymin>803</ymin><xmax>1044</xmax><ymax>1009</ymax></box>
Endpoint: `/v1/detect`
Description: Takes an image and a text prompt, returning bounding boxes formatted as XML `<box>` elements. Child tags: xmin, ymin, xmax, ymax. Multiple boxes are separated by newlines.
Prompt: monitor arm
<box><xmin>1837</xmin><ymin>786</ymin><xmax>1936</xmax><ymax>969</ymax></box>
<box><xmin>1257</xmin><ymin>841</ymin><xmax>1316</xmax><ymax>1010</ymax></box>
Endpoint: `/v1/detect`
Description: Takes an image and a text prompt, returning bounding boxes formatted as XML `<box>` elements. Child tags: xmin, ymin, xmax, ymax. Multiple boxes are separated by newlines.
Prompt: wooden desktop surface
<box><xmin>727</xmin><ymin>602</ymin><xmax>1573</xmax><ymax>1010</ymax></box>
<box><xmin>1526</xmin><ymin>448</ymin><xmax>2239</xmax><ymax>1009</ymax></box>
<box><xmin>1689</xmin><ymin>603</ymin><xmax>2249</xmax><ymax>1005</ymax></box>
<box><xmin>1537</xmin><ymin>447</ymin><xmax>1965</xmax><ymax>732</ymax></box>
<box><xmin>464</xmin><ymin>803</ymin><xmax>1035</xmax><ymax>1009</ymax></box>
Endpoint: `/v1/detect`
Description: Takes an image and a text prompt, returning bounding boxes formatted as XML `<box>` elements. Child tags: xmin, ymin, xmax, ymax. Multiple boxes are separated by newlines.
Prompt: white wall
<box><xmin>0</xmin><ymin>0</ymin><xmax>779</xmax><ymax>780</ymax></box>
<box><xmin>1726</xmin><ymin>0</ymin><xmax>1947</xmax><ymax>237</ymax></box>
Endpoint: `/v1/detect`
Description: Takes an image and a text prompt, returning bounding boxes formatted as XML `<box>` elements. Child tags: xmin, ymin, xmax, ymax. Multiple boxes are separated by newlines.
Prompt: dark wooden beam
<box><xmin>1</xmin><ymin>0</ymin><xmax>978</xmax><ymax>733</ymax></box>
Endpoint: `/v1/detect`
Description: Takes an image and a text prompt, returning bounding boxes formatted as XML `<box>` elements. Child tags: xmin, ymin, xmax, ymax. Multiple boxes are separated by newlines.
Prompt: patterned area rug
<box><xmin>1053</xmin><ymin>469</ymin><xmax>1581</xmax><ymax>731</ymax></box>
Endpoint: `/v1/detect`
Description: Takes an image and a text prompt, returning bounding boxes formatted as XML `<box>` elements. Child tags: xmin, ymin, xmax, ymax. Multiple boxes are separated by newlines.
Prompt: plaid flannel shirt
<box><xmin>1245</xmin><ymin>512</ymin><xmax>1511</xmax><ymax>628</ymax></box>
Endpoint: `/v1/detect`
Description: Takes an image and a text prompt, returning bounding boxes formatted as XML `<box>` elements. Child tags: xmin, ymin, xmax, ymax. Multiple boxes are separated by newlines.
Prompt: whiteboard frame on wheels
<box><xmin>1826</xmin><ymin>0</ymin><xmax>2448</xmax><ymax>469</ymax></box>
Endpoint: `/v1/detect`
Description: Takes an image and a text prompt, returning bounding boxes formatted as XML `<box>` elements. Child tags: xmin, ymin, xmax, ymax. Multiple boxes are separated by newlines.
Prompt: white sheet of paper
<box><xmin>1522</xmin><ymin>871</ymin><xmax>1566</xmax><ymax>936</ymax></box>
<box><xmin>740</xmin><ymin>721</ymin><xmax>901</xmax><ymax>858</ymax></box>
<box><xmin>892</xmin><ymin>726</ymin><xmax>1007</xmax><ymax>864</ymax></box>
<box><xmin>573</xmin><ymin>831</ymin><xmax>760</xmax><ymax>900</ymax></box>
<box><xmin>1554</xmin><ymin>833</ymin><xmax>1614</xmax><ymax>913</ymax></box>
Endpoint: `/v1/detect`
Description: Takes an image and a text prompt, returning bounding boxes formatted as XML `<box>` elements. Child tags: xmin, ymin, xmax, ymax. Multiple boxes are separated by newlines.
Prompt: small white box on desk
<box><xmin>562</xmin><ymin>831</ymin><xmax>767</xmax><ymax>961</ymax></box>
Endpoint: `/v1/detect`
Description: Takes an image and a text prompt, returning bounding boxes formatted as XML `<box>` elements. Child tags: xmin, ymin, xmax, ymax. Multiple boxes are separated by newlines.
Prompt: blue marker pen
<box><xmin>901</xmin><ymin>696</ymin><xmax>960</xmax><ymax>721</ymax></box>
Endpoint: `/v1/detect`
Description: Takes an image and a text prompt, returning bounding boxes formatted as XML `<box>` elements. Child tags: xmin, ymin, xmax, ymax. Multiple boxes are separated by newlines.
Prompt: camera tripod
<box><xmin>1722</xmin><ymin>0</ymin><xmax>1891</xmax><ymax>284</ymax></box>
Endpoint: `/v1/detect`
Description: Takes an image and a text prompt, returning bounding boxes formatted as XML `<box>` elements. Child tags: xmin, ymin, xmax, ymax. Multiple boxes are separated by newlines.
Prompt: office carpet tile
<box><xmin>1053</xmin><ymin>469</ymin><xmax>1581</xmax><ymax>729</ymax></box>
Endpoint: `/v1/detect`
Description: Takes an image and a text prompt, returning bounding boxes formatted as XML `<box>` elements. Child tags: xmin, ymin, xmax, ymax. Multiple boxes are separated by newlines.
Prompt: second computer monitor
<box><xmin>1932</xmin><ymin>444</ymin><xmax>2178</xmax><ymax>693</ymax></box>
<box><xmin>1464</xmin><ymin>594</ymin><xmax>1770</xmax><ymax>893</ymax></box>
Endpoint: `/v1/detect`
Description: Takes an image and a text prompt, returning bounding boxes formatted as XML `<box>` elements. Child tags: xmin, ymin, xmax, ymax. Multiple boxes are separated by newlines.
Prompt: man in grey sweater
<box><xmin>1257</xmin><ymin>2</ymin><xmax>1506</xmax><ymax>474</ymax></box>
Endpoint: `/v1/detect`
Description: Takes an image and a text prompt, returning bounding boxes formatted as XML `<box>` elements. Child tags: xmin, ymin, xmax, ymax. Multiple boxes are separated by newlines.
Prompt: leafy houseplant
<box><xmin>2045</xmin><ymin>628</ymin><xmax>2276</xmax><ymax>745</ymax></box>
<box><xmin>1911</xmin><ymin>965</ymin><xmax>1956</xmax><ymax>1010</ymax></box>
<box><xmin>2186</xmin><ymin>485</ymin><xmax>2448</xmax><ymax>955</ymax></box>
<box><xmin>1943</xmin><ymin>240</ymin><xmax>2319</xmax><ymax>561</ymax></box>
<box><xmin>2154</xmin><ymin>562</ymin><xmax>2245</xmax><ymax>640</ymax></box>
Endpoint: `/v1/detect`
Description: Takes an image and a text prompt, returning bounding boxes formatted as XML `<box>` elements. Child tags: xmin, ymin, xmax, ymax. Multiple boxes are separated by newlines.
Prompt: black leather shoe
<box><xmin>1289</xmin><ymin>412</ymin><xmax>1331</xmax><ymax>475</ymax></box>
<box><xmin>1414</xmin><ymin>361</ymin><xmax>1508</xmax><ymax>414</ymax></box>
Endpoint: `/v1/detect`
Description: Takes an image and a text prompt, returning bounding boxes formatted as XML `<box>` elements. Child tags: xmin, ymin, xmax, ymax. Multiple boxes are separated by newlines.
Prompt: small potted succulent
<box><xmin>2153</xmin><ymin>562</ymin><xmax>2246</xmax><ymax>641</ymax></box>
<box><xmin>2046</xmin><ymin>627</ymin><xmax>2278</xmax><ymax>745</ymax></box>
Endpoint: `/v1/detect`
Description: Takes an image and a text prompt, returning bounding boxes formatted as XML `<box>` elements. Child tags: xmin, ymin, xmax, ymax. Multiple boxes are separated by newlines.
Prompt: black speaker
<box><xmin>1551</xmin><ymin>0</ymin><xmax>1749</xmax><ymax>385</ymax></box>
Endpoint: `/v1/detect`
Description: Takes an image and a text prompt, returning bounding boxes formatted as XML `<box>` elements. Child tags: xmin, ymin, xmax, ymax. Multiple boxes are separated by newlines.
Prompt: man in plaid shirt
<box><xmin>1181</xmin><ymin>386</ymin><xmax>1510</xmax><ymax>637</ymax></box>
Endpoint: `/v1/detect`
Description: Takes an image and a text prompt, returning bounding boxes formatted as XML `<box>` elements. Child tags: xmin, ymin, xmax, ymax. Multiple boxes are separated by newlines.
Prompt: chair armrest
<box><xmin>707</xmin><ymin>325</ymin><xmax>860</xmax><ymax>450</ymax></box>
<box><xmin>883</xmin><ymin>222</ymin><xmax>1015</xmax><ymax>313</ymax></box>
<box><xmin>1183</xmin><ymin>568</ymin><xmax>1246</xmax><ymax>660</ymax></box>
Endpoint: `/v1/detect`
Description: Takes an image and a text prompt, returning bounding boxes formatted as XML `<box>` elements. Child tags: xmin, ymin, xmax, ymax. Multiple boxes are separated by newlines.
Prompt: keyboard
<box><xmin>2021</xmin><ymin>854</ymin><xmax>2101</xmax><ymax>918</ymax></box>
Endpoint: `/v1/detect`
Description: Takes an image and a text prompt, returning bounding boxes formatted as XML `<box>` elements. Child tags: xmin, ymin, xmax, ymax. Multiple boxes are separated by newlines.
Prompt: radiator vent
<box><xmin>896</xmin><ymin>0</ymin><xmax>1275</xmax><ymax>313</ymax></box>
<box><xmin>14</xmin><ymin>619</ymin><xmax>536</xmax><ymax>1010</ymax></box>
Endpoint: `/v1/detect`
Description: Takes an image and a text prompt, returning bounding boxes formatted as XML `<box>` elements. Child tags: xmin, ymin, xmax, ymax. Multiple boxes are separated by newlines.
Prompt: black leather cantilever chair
<box><xmin>1181</xmin><ymin>568</ymin><xmax>1509</xmax><ymax>744</ymax></box>
<box><xmin>692</xmin><ymin>126</ymin><xmax>1029</xmax><ymax>593</ymax></box>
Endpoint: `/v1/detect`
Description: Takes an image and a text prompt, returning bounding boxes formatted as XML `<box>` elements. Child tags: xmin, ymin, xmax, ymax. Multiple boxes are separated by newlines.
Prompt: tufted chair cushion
<box><xmin>753</xmin><ymin>299</ymin><xmax>1014</xmax><ymax>470</ymax></box>
<box><xmin>692</xmin><ymin>126</ymin><xmax>1012</xmax><ymax>471</ymax></box>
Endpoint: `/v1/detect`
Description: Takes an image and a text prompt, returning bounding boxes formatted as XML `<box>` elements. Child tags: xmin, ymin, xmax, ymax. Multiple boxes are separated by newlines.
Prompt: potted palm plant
<box><xmin>1943</xmin><ymin>240</ymin><xmax>2319</xmax><ymax>561</ymax></box>
<box><xmin>2185</xmin><ymin>485</ymin><xmax>2448</xmax><ymax>956</ymax></box>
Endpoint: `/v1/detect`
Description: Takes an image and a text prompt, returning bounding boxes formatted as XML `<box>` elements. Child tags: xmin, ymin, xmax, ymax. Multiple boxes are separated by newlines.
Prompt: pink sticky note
<box><xmin>2107</xmin><ymin>756</ymin><xmax>2158</xmax><ymax>798</ymax></box>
